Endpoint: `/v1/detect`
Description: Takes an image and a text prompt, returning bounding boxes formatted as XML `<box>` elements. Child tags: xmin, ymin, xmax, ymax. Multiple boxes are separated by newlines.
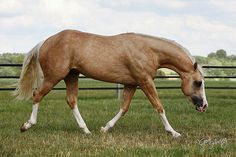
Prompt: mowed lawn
<box><xmin>0</xmin><ymin>80</ymin><xmax>235</xmax><ymax>157</ymax></box>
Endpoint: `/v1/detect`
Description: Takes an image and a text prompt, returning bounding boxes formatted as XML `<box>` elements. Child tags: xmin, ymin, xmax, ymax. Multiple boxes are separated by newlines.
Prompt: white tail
<box><xmin>14</xmin><ymin>41</ymin><xmax>44</xmax><ymax>100</ymax></box>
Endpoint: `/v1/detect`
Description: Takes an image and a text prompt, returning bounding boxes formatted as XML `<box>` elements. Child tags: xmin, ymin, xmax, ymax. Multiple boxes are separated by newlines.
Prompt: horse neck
<box><xmin>151</xmin><ymin>40</ymin><xmax>194</xmax><ymax>78</ymax></box>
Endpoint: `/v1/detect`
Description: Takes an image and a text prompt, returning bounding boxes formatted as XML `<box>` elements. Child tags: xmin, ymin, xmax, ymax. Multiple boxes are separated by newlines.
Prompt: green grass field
<box><xmin>0</xmin><ymin>79</ymin><xmax>235</xmax><ymax>157</ymax></box>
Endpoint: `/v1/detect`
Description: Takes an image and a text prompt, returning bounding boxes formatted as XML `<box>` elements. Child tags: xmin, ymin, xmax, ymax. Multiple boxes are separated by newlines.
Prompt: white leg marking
<box><xmin>159</xmin><ymin>111</ymin><xmax>181</xmax><ymax>138</ymax></box>
<box><xmin>21</xmin><ymin>103</ymin><xmax>39</xmax><ymax>131</ymax></box>
<box><xmin>101</xmin><ymin>109</ymin><xmax>123</xmax><ymax>133</ymax></box>
<box><xmin>29</xmin><ymin>103</ymin><xmax>39</xmax><ymax>124</ymax></box>
<box><xmin>202</xmin><ymin>80</ymin><xmax>208</xmax><ymax>107</ymax></box>
<box><xmin>72</xmin><ymin>105</ymin><xmax>91</xmax><ymax>134</ymax></box>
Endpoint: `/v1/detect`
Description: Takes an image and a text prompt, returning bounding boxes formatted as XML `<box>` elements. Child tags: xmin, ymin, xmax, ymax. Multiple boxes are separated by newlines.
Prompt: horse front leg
<box><xmin>140</xmin><ymin>78</ymin><xmax>181</xmax><ymax>138</ymax></box>
<box><xmin>101</xmin><ymin>85</ymin><xmax>137</xmax><ymax>133</ymax></box>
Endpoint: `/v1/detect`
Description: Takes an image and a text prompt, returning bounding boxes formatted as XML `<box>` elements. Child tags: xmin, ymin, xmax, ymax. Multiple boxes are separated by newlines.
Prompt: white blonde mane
<box><xmin>160</xmin><ymin>37</ymin><xmax>196</xmax><ymax>64</ymax></box>
<box><xmin>137</xmin><ymin>33</ymin><xmax>204</xmax><ymax>76</ymax></box>
<box><xmin>163</xmin><ymin>37</ymin><xmax>204</xmax><ymax>76</ymax></box>
<box><xmin>137</xmin><ymin>34</ymin><xmax>195</xmax><ymax>63</ymax></box>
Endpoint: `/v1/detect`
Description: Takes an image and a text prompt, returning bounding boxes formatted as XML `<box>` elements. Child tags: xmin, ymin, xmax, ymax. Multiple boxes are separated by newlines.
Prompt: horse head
<box><xmin>181</xmin><ymin>62</ymin><xmax>208</xmax><ymax>112</ymax></box>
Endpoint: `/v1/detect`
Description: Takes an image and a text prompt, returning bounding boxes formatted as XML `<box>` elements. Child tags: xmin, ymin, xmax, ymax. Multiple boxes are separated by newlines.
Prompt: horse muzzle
<box><xmin>191</xmin><ymin>95</ymin><xmax>208</xmax><ymax>112</ymax></box>
<box><xmin>195</xmin><ymin>103</ymin><xmax>208</xmax><ymax>112</ymax></box>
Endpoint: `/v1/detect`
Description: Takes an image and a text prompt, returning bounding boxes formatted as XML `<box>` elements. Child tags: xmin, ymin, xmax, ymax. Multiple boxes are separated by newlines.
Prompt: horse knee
<box><xmin>156</xmin><ymin>106</ymin><xmax>164</xmax><ymax>113</ymax></box>
<box><xmin>33</xmin><ymin>91</ymin><xmax>42</xmax><ymax>104</ymax></box>
<box><xmin>122</xmin><ymin>107</ymin><xmax>129</xmax><ymax>115</ymax></box>
<box><xmin>66</xmin><ymin>97</ymin><xmax>77</xmax><ymax>109</ymax></box>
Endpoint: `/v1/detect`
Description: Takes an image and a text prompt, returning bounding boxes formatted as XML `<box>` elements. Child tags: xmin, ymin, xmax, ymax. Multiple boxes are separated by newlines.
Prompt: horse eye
<box><xmin>194</xmin><ymin>81</ymin><xmax>202</xmax><ymax>87</ymax></box>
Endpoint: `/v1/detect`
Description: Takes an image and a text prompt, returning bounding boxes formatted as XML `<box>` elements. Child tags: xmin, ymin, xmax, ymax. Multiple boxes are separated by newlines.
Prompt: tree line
<box><xmin>195</xmin><ymin>49</ymin><xmax>236</xmax><ymax>77</ymax></box>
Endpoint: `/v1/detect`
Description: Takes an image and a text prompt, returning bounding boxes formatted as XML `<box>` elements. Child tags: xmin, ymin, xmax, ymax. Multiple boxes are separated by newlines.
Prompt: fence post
<box><xmin>116</xmin><ymin>84</ymin><xmax>121</xmax><ymax>99</ymax></box>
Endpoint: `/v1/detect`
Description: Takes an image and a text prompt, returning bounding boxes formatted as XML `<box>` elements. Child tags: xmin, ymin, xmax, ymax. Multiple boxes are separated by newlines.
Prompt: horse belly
<box><xmin>77</xmin><ymin>62</ymin><xmax>136</xmax><ymax>85</ymax></box>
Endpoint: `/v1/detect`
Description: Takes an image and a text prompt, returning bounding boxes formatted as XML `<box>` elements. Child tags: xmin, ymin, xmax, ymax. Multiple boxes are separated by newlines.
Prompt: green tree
<box><xmin>157</xmin><ymin>70</ymin><xmax>165</xmax><ymax>76</ymax></box>
<box><xmin>195</xmin><ymin>56</ymin><xmax>209</xmax><ymax>64</ymax></box>
<box><xmin>215</xmin><ymin>49</ymin><xmax>227</xmax><ymax>58</ymax></box>
<box><xmin>0</xmin><ymin>53</ymin><xmax>24</xmax><ymax>76</ymax></box>
<box><xmin>229</xmin><ymin>55</ymin><xmax>236</xmax><ymax>61</ymax></box>
<box><xmin>208</xmin><ymin>52</ymin><xmax>216</xmax><ymax>58</ymax></box>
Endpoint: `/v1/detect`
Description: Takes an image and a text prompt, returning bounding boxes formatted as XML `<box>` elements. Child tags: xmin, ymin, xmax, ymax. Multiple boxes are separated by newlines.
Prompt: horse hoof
<box><xmin>20</xmin><ymin>123</ymin><xmax>28</xmax><ymax>132</ymax></box>
<box><xmin>172</xmin><ymin>132</ymin><xmax>181</xmax><ymax>138</ymax></box>
<box><xmin>84</xmin><ymin>130</ymin><xmax>92</xmax><ymax>135</ymax></box>
<box><xmin>100</xmin><ymin>127</ymin><xmax>107</xmax><ymax>133</ymax></box>
<box><xmin>20</xmin><ymin>121</ymin><xmax>33</xmax><ymax>132</ymax></box>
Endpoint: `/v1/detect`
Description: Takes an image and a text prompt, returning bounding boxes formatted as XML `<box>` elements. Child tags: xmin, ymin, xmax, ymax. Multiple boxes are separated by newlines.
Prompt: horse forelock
<box><xmin>197</xmin><ymin>65</ymin><xmax>204</xmax><ymax>77</ymax></box>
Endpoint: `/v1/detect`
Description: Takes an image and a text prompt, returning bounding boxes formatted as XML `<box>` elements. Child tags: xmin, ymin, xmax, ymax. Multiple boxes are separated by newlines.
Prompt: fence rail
<box><xmin>1</xmin><ymin>75</ymin><xmax>236</xmax><ymax>79</ymax></box>
<box><xmin>1</xmin><ymin>64</ymin><xmax>236</xmax><ymax>68</ymax></box>
<box><xmin>0</xmin><ymin>64</ymin><xmax>236</xmax><ymax>91</ymax></box>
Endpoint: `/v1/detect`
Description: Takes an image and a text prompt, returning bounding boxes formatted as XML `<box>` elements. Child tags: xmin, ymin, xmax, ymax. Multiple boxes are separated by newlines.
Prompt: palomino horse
<box><xmin>15</xmin><ymin>30</ymin><xmax>208</xmax><ymax>137</ymax></box>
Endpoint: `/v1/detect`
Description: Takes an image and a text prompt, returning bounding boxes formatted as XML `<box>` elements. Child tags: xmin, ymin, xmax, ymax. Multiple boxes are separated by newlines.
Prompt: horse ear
<box><xmin>194</xmin><ymin>62</ymin><xmax>198</xmax><ymax>71</ymax></box>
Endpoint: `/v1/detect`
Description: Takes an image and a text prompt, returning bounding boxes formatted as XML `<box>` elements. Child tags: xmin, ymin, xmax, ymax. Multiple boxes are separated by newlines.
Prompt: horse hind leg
<box><xmin>64</xmin><ymin>72</ymin><xmax>91</xmax><ymax>134</ymax></box>
<box><xmin>20</xmin><ymin>79</ymin><xmax>57</xmax><ymax>132</ymax></box>
<box><xmin>101</xmin><ymin>85</ymin><xmax>137</xmax><ymax>133</ymax></box>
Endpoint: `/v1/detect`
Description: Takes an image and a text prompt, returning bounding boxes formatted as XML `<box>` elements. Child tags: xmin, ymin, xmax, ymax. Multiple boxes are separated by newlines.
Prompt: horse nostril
<box><xmin>203</xmin><ymin>104</ymin><xmax>207</xmax><ymax>109</ymax></box>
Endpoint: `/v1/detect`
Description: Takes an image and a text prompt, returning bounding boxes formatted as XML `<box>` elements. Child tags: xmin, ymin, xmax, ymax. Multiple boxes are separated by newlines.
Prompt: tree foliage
<box><xmin>195</xmin><ymin>50</ymin><xmax>236</xmax><ymax>77</ymax></box>
<box><xmin>0</xmin><ymin>53</ymin><xmax>24</xmax><ymax>76</ymax></box>
<box><xmin>216</xmin><ymin>49</ymin><xmax>227</xmax><ymax>58</ymax></box>
<box><xmin>207</xmin><ymin>49</ymin><xmax>228</xmax><ymax>59</ymax></box>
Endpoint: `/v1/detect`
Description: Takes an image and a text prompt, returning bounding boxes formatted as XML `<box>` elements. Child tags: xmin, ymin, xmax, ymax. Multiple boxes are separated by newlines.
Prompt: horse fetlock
<box><xmin>165</xmin><ymin>127</ymin><xmax>174</xmax><ymax>133</ymax></box>
<box><xmin>30</xmin><ymin>119</ymin><xmax>37</xmax><ymax>125</ymax></box>
<box><xmin>108</xmin><ymin>121</ymin><xmax>115</xmax><ymax>128</ymax></box>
